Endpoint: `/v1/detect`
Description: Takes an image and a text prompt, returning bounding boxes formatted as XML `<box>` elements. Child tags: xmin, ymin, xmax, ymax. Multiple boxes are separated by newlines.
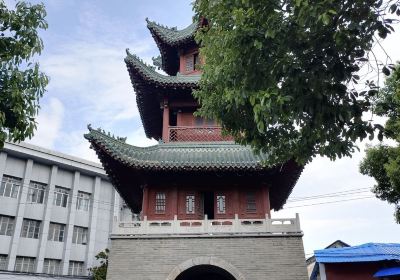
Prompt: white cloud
<box><xmin>27</xmin><ymin>97</ymin><xmax>64</xmax><ymax>149</ymax></box>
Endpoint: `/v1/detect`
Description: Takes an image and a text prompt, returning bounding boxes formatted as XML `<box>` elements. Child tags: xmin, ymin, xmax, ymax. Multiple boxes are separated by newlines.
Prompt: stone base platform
<box><xmin>107</xmin><ymin>234</ymin><xmax>308</xmax><ymax>280</ymax></box>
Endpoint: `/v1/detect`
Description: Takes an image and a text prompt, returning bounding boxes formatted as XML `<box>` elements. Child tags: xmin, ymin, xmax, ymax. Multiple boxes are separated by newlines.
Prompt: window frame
<box><xmin>155</xmin><ymin>192</ymin><xmax>166</xmax><ymax>214</ymax></box>
<box><xmin>43</xmin><ymin>258</ymin><xmax>61</xmax><ymax>275</ymax></box>
<box><xmin>53</xmin><ymin>186</ymin><xmax>69</xmax><ymax>208</ymax></box>
<box><xmin>68</xmin><ymin>261</ymin><xmax>84</xmax><ymax>276</ymax></box>
<box><xmin>216</xmin><ymin>195</ymin><xmax>226</xmax><ymax>214</ymax></box>
<box><xmin>15</xmin><ymin>256</ymin><xmax>35</xmax><ymax>273</ymax></box>
<box><xmin>246</xmin><ymin>192</ymin><xmax>257</xmax><ymax>213</ymax></box>
<box><xmin>186</xmin><ymin>194</ymin><xmax>195</xmax><ymax>214</ymax></box>
<box><xmin>0</xmin><ymin>254</ymin><xmax>7</xmax><ymax>270</ymax></box>
<box><xmin>0</xmin><ymin>215</ymin><xmax>14</xmax><ymax>236</ymax></box>
<box><xmin>76</xmin><ymin>191</ymin><xmax>91</xmax><ymax>211</ymax></box>
<box><xmin>27</xmin><ymin>181</ymin><xmax>47</xmax><ymax>204</ymax></box>
<box><xmin>0</xmin><ymin>175</ymin><xmax>21</xmax><ymax>198</ymax></box>
<box><xmin>72</xmin><ymin>226</ymin><xmax>88</xmax><ymax>245</ymax></box>
<box><xmin>48</xmin><ymin>223</ymin><xmax>65</xmax><ymax>242</ymax></box>
<box><xmin>20</xmin><ymin>219</ymin><xmax>41</xmax><ymax>239</ymax></box>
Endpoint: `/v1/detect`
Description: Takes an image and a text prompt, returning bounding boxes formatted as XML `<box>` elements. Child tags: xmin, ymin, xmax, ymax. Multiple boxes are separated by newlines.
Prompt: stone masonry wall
<box><xmin>107</xmin><ymin>235</ymin><xmax>308</xmax><ymax>280</ymax></box>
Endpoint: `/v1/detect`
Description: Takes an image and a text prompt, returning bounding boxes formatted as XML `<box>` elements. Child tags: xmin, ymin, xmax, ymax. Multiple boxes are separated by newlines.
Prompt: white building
<box><xmin>0</xmin><ymin>141</ymin><xmax>128</xmax><ymax>278</ymax></box>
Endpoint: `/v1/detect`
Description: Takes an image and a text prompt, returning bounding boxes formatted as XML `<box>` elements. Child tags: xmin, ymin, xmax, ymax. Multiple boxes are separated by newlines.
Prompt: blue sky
<box><xmin>5</xmin><ymin>0</ymin><xmax>399</xmax><ymax>256</ymax></box>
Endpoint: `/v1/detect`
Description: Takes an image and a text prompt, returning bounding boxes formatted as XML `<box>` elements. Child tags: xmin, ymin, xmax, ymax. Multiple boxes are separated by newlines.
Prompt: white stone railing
<box><xmin>112</xmin><ymin>214</ymin><xmax>301</xmax><ymax>236</ymax></box>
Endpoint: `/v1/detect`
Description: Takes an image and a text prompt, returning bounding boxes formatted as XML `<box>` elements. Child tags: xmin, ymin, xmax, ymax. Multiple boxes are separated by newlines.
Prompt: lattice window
<box><xmin>48</xmin><ymin>223</ymin><xmax>65</xmax><ymax>242</ymax></box>
<box><xmin>27</xmin><ymin>181</ymin><xmax>46</xmax><ymax>204</ymax></box>
<box><xmin>0</xmin><ymin>215</ymin><xmax>14</xmax><ymax>236</ymax></box>
<box><xmin>53</xmin><ymin>187</ymin><xmax>69</xmax><ymax>207</ymax></box>
<box><xmin>246</xmin><ymin>192</ymin><xmax>257</xmax><ymax>213</ymax></box>
<box><xmin>43</xmin><ymin>259</ymin><xmax>61</xmax><ymax>275</ymax></box>
<box><xmin>0</xmin><ymin>255</ymin><xmax>7</xmax><ymax>270</ymax></box>
<box><xmin>155</xmin><ymin>192</ymin><xmax>166</xmax><ymax>214</ymax></box>
<box><xmin>0</xmin><ymin>175</ymin><xmax>21</xmax><ymax>198</ymax></box>
<box><xmin>72</xmin><ymin>226</ymin><xmax>88</xmax><ymax>245</ymax></box>
<box><xmin>186</xmin><ymin>195</ymin><xmax>195</xmax><ymax>214</ymax></box>
<box><xmin>185</xmin><ymin>55</ymin><xmax>194</xmax><ymax>72</ymax></box>
<box><xmin>15</xmin><ymin>256</ymin><xmax>35</xmax><ymax>273</ymax></box>
<box><xmin>76</xmin><ymin>191</ymin><xmax>90</xmax><ymax>211</ymax></box>
<box><xmin>216</xmin><ymin>195</ymin><xmax>226</xmax><ymax>214</ymax></box>
<box><xmin>20</xmin><ymin>219</ymin><xmax>40</xmax><ymax>239</ymax></box>
<box><xmin>68</xmin><ymin>261</ymin><xmax>84</xmax><ymax>276</ymax></box>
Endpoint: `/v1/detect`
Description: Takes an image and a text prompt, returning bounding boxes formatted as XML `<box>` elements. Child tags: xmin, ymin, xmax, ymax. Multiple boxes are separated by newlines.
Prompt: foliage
<box><xmin>0</xmin><ymin>1</ymin><xmax>48</xmax><ymax>148</ymax></box>
<box><xmin>193</xmin><ymin>0</ymin><xmax>400</xmax><ymax>166</ymax></box>
<box><xmin>360</xmin><ymin>65</ymin><xmax>400</xmax><ymax>223</ymax></box>
<box><xmin>89</xmin><ymin>248</ymin><xmax>109</xmax><ymax>280</ymax></box>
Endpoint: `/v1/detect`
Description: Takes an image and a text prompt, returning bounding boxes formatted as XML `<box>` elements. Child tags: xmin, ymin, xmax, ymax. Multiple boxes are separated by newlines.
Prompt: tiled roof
<box><xmin>146</xmin><ymin>18</ymin><xmax>198</xmax><ymax>46</ymax></box>
<box><xmin>146</xmin><ymin>19</ymin><xmax>199</xmax><ymax>76</ymax></box>
<box><xmin>85</xmin><ymin>126</ymin><xmax>268</xmax><ymax>171</ymax></box>
<box><xmin>315</xmin><ymin>243</ymin><xmax>400</xmax><ymax>263</ymax></box>
<box><xmin>84</xmin><ymin>126</ymin><xmax>303</xmax><ymax>212</ymax></box>
<box><xmin>125</xmin><ymin>50</ymin><xmax>199</xmax><ymax>140</ymax></box>
<box><xmin>125</xmin><ymin>50</ymin><xmax>200</xmax><ymax>88</ymax></box>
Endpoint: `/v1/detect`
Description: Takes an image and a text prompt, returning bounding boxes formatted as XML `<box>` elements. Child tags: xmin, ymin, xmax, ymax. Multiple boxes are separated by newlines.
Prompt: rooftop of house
<box><xmin>314</xmin><ymin>243</ymin><xmax>400</xmax><ymax>263</ymax></box>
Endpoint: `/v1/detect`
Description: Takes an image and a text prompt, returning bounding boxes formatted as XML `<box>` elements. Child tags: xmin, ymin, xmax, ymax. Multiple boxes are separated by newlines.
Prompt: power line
<box><xmin>284</xmin><ymin>196</ymin><xmax>375</xmax><ymax>209</ymax></box>
<box><xmin>287</xmin><ymin>188</ymin><xmax>372</xmax><ymax>203</ymax></box>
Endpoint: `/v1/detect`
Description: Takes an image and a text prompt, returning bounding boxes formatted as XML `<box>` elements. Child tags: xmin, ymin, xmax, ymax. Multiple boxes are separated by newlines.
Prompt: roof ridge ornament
<box><xmin>85</xmin><ymin>124</ymin><xmax>127</xmax><ymax>143</ymax></box>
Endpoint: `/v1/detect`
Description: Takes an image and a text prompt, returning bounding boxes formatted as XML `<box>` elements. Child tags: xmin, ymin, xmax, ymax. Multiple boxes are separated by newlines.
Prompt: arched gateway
<box><xmin>166</xmin><ymin>257</ymin><xmax>243</xmax><ymax>280</ymax></box>
<box><xmin>175</xmin><ymin>265</ymin><xmax>236</xmax><ymax>280</ymax></box>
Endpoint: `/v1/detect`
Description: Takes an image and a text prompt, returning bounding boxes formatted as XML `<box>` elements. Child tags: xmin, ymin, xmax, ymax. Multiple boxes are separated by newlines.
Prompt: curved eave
<box><xmin>124</xmin><ymin>51</ymin><xmax>199</xmax><ymax>139</ymax></box>
<box><xmin>146</xmin><ymin>19</ymin><xmax>199</xmax><ymax>76</ymax></box>
<box><xmin>84</xmin><ymin>128</ymin><xmax>304</xmax><ymax>211</ymax></box>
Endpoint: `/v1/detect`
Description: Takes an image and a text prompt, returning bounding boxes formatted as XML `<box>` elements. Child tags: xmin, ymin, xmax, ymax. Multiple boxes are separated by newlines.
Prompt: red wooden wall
<box><xmin>324</xmin><ymin>262</ymin><xmax>383</xmax><ymax>280</ymax></box>
<box><xmin>142</xmin><ymin>185</ymin><xmax>270</xmax><ymax>221</ymax></box>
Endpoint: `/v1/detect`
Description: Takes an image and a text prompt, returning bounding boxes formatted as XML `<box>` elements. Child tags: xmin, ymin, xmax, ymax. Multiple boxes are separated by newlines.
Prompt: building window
<box><xmin>0</xmin><ymin>175</ymin><xmax>21</xmax><ymax>198</ymax></box>
<box><xmin>186</xmin><ymin>195</ymin><xmax>195</xmax><ymax>214</ymax></box>
<box><xmin>185</xmin><ymin>53</ymin><xmax>200</xmax><ymax>72</ymax></box>
<box><xmin>76</xmin><ymin>191</ymin><xmax>90</xmax><ymax>211</ymax></box>
<box><xmin>15</xmin><ymin>256</ymin><xmax>35</xmax><ymax>273</ymax></box>
<box><xmin>20</xmin><ymin>219</ymin><xmax>40</xmax><ymax>239</ymax></box>
<box><xmin>246</xmin><ymin>192</ymin><xmax>257</xmax><ymax>213</ymax></box>
<box><xmin>27</xmin><ymin>181</ymin><xmax>46</xmax><ymax>204</ymax></box>
<box><xmin>185</xmin><ymin>55</ymin><xmax>194</xmax><ymax>72</ymax></box>
<box><xmin>216</xmin><ymin>195</ymin><xmax>226</xmax><ymax>214</ymax></box>
<box><xmin>68</xmin><ymin>261</ymin><xmax>84</xmax><ymax>276</ymax></box>
<box><xmin>48</xmin><ymin>223</ymin><xmax>65</xmax><ymax>242</ymax></box>
<box><xmin>0</xmin><ymin>215</ymin><xmax>14</xmax><ymax>236</ymax></box>
<box><xmin>0</xmin><ymin>255</ymin><xmax>7</xmax><ymax>270</ymax></box>
<box><xmin>43</xmin><ymin>259</ymin><xmax>61</xmax><ymax>275</ymax></box>
<box><xmin>72</xmin><ymin>226</ymin><xmax>88</xmax><ymax>245</ymax></box>
<box><xmin>155</xmin><ymin>192</ymin><xmax>166</xmax><ymax>213</ymax></box>
<box><xmin>53</xmin><ymin>187</ymin><xmax>69</xmax><ymax>207</ymax></box>
<box><xmin>194</xmin><ymin>53</ymin><xmax>200</xmax><ymax>69</ymax></box>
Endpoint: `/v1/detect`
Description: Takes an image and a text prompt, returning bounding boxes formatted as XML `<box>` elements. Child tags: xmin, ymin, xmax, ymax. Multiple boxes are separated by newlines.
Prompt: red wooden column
<box><xmin>261</xmin><ymin>184</ymin><xmax>271</xmax><ymax>218</ymax></box>
<box><xmin>162</xmin><ymin>98</ymin><xmax>170</xmax><ymax>142</ymax></box>
<box><xmin>233</xmin><ymin>187</ymin><xmax>240</xmax><ymax>218</ymax></box>
<box><xmin>141</xmin><ymin>185</ymin><xmax>149</xmax><ymax>219</ymax></box>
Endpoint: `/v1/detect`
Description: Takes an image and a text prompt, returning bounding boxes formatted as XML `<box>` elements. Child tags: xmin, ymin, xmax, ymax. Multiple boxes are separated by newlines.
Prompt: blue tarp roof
<box><xmin>374</xmin><ymin>267</ymin><xmax>400</xmax><ymax>277</ymax></box>
<box><xmin>315</xmin><ymin>243</ymin><xmax>400</xmax><ymax>263</ymax></box>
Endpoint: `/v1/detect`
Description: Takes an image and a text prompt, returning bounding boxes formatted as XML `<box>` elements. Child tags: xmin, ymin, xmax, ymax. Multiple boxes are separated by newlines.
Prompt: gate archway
<box><xmin>175</xmin><ymin>264</ymin><xmax>236</xmax><ymax>280</ymax></box>
<box><xmin>166</xmin><ymin>257</ymin><xmax>245</xmax><ymax>280</ymax></box>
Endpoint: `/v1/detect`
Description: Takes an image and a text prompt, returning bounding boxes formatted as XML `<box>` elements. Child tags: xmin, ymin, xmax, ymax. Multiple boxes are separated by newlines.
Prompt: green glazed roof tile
<box><xmin>125</xmin><ymin>50</ymin><xmax>200</xmax><ymax>87</ymax></box>
<box><xmin>84</xmin><ymin>126</ymin><xmax>268</xmax><ymax>171</ymax></box>
<box><xmin>84</xmin><ymin>126</ymin><xmax>303</xmax><ymax>211</ymax></box>
<box><xmin>146</xmin><ymin>18</ymin><xmax>198</xmax><ymax>46</ymax></box>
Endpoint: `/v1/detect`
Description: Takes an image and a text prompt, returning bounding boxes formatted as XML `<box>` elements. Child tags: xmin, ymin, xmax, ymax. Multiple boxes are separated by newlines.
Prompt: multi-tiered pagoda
<box><xmin>85</xmin><ymin>18</ymin><xmax>308</xmax><ymax>280</ymax></box>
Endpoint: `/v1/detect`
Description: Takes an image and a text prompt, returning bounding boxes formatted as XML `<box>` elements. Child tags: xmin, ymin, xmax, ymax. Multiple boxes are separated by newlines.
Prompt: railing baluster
<box><xmin>168</xmin><ymin>126</ymin><xmax>234</xmax><ymax>142</ymax></box>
